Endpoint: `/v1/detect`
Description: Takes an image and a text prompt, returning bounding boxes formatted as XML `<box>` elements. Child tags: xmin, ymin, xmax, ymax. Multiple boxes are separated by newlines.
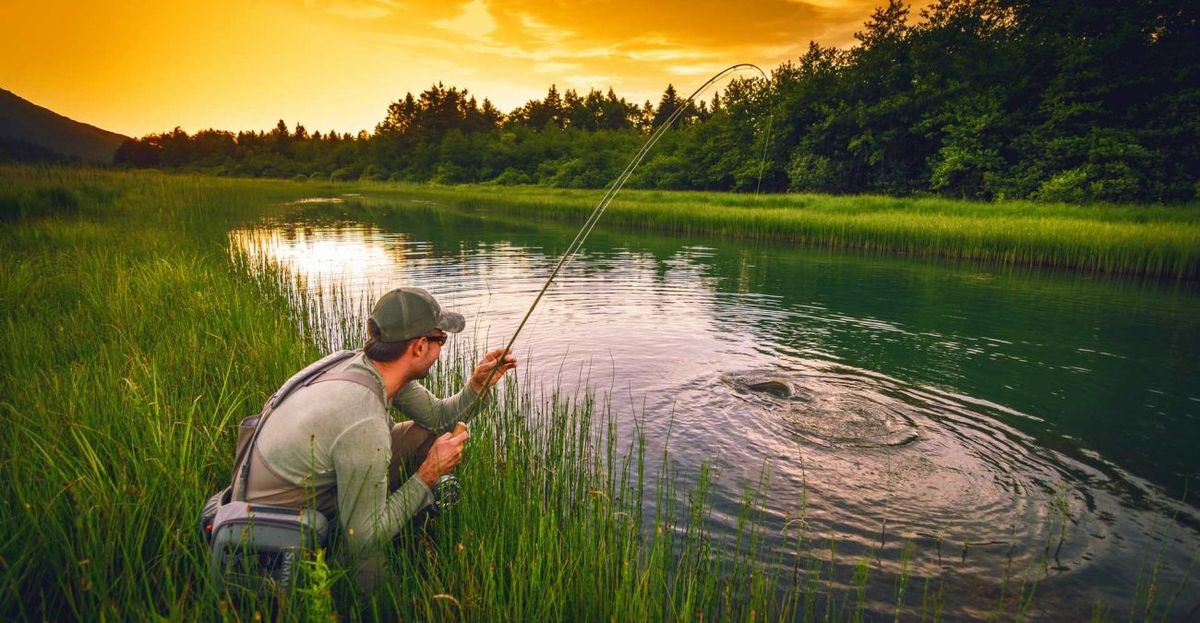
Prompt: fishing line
<box><xmin>478</xmin><ymin>64</ymin><xmax>773</xmax><ymax>390</ymax></box>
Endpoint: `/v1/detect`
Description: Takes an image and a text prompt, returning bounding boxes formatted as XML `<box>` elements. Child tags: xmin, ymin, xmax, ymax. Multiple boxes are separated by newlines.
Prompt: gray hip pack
<box><xmin>199</xmin><ymin>350</ymin><xmax>383</xmax><ymax>594</ymax></box>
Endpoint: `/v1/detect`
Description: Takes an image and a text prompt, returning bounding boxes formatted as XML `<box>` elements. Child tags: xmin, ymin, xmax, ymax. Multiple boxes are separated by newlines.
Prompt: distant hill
<box><xmin>0</xmin><ymin>88</ymin><xmax>129</xmax><ymax>163</ymax></box>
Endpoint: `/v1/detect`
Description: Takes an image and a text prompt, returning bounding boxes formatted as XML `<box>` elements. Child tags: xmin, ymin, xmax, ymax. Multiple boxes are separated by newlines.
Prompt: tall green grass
<box><xmin>0</xmin><ymin>165</ymin><xmax>1194</xmax><ymax>621</ymax></box>
<box><xmin>0</xmin><ymin>165</ymin><xmax>323</xmax><ymax>620</ymax></box>
<box><xmin>359</xmin><ymin>183</ymin><xmax>1200</xmax><ymax>280</ymax></box>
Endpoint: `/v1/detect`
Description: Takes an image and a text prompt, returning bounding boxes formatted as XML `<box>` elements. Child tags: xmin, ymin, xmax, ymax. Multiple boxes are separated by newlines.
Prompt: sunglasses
<box><xmin>424</xmin><ymin>334</ymin><xmax>449</xmax><ymax>345</ymax></box>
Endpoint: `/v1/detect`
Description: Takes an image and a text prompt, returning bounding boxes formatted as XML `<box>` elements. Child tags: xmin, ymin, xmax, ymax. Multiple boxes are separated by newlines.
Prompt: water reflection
<box><xmin>230</xmin><ymin>202</ymin><xmax>1200</xmax><ymax>618</ymax></box>
<box><xmin>240</xmin><ymin>223</ymin><xmax>399</xmax><ymax>289</ymax></box>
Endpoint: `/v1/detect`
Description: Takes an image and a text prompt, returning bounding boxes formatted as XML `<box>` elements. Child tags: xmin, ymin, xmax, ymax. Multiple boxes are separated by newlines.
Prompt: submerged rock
<box><xmin>746</xmin><ymin>378</ymin><xmax>792</xmax><ymax>398</ymax></box>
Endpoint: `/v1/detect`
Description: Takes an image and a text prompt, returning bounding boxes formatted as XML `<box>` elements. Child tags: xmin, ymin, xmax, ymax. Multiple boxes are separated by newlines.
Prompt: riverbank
<box><xmin>1</xmin><ymin>165</ymin><xmax>1191</xmax><ymax>620</ymax></box>
<box><xmin>365</xmin><ymin>183</ymin><xmax>1200</xmax><ymax>280</ymax></box>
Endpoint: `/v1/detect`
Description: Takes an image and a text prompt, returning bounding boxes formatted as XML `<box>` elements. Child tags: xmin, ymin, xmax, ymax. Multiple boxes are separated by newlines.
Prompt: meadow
<box><xmin>0</xmin><ymin>165</ymin><xmax>1193</xmax><ymax>621</ymax></box>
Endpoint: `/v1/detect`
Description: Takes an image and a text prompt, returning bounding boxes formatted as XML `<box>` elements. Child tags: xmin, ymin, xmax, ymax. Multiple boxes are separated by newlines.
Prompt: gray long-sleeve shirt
<box><xmin>242</xmin><ymin>351</ymin><xmax>482</xmax><ymax>555</ymax></box>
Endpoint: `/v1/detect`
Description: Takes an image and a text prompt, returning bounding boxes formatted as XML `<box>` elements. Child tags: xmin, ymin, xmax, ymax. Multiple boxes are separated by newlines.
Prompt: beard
<box><xmin>412</xmin><ymin>357</ymin><xmax>436</xmax><ymax>380</ymax></box>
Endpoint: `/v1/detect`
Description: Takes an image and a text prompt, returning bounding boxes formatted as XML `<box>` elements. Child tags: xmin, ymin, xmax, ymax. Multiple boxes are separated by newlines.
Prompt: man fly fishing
<box><xmin>222</xmin><ymin>287</ymin><xmax>516</xmax><ymax>590</ymax></box>
<box><xmin>208</xmin><ymin>65</ymin><xmax>765</xmax><ymax>594</ymax></box>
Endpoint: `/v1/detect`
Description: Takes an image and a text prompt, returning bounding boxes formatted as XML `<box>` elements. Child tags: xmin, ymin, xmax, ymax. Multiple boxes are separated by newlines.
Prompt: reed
<box><xmin>0</xmin><ymin>165</ymin><xmax>1194</xmax><ymax>621</ymax></box>
<box><xmin>362</xmin><ymin>183</ymin><xmax>1200</xmax><ymax>280</ymax></box>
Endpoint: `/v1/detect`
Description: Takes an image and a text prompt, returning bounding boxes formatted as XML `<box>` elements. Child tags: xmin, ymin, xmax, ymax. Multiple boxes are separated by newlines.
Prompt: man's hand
<box><xmin>416</xmin><ymin>429</ymin><xmax>469</xmax><ymax>488</ymax></box>
<box><xmin>468</xmin><ymin>348</ymin><xmax>518</xmax><ymax>394</ymax></box>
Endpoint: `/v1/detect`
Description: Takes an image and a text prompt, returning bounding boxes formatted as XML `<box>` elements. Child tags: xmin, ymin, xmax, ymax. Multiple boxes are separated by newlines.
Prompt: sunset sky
<box><xmin>1</xmin><ymin>0</ymin><xmax>926</xmax><ymax>138</ymax></box>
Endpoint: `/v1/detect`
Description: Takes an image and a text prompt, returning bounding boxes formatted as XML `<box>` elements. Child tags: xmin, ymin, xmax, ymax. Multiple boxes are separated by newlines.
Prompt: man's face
<box><xmin>412</xmin><ymin>329</ymin><xmax>447</xmax><ymax>379</ymax></box>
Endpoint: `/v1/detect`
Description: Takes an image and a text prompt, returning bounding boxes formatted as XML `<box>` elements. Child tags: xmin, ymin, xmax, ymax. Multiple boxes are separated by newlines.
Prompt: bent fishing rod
<box><xmin>476</xmin><ymin>64</ymin><xmax>773</xmax><ymax>392</ymax></box>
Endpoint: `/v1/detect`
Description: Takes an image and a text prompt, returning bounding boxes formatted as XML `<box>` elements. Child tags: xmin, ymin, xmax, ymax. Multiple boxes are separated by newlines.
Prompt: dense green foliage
<box><xmin>110</xmin><ymin>0</ymin><xmax>1199</xmax><ymax>203</ymax></box>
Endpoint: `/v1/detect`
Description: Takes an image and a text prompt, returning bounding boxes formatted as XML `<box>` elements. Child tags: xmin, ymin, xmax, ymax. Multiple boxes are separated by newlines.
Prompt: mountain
<box><xmin>0</xmin><ymin>88</ymin><xmax>129</xmax><ymax>163</ymax></box>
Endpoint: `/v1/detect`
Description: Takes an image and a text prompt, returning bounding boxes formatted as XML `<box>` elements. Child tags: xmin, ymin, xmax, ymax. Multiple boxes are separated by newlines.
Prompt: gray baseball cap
<box><xmin>370</xmin><ymin>287</ymin><xmax>465</xmax><ymax>342</ymax></box>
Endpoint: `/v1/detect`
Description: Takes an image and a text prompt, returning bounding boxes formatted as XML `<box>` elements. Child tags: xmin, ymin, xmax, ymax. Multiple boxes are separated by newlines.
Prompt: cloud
<box><xmin>433</xmin><ymin>0</ymin><xmax>496</xmax><ymax>40</ymax></box>
<box><xmin>561</xmin><ymin>75</ymin><xmax>617</xmax><ymax>91</ymax></box>
<box><xmin>516</xmin><ymin>12</ymin><xmax>572</xmax><ymax>45</ymax></box>
<box><xmin>624</xmin><ymin>47</ymin><xmax>721</xmax><ymax>63</ymax></box>
<box><xmin>666</xmin><ymin>63</ymin><xmax>719</xmax><ymax>76</ymax></box>
<box><xmin>308</xmin><ymin>0</ymin><xmax>395</xmax><ymax>20</ymax></box>
<box><xmin>534</xmin><ymin>61</ymin><xmax>582</xmax><ymax>74</ymax></box>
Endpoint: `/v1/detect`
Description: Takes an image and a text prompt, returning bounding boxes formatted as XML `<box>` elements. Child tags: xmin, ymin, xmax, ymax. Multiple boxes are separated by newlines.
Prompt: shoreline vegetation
<box><xmin>358</xmin><ymin>182</ymin><xmax>1200</xmax><ymax>280</ymax></box>
<box><xmin>1</xmin><ymin>165</ymin><xmax>1196</xmax><ymax>620</ymax></box>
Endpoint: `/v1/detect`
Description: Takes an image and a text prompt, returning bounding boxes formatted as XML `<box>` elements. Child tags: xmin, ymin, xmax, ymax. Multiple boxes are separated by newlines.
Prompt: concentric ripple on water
<box><xmin>659</xmin><ymin>362</ymin><xmax>1107</xmax><ymax>581</ymax></box>
<box><xmin>724</xmin><ymin>369</ymin><xmax>921</xmax><ymax>448</ymax></box>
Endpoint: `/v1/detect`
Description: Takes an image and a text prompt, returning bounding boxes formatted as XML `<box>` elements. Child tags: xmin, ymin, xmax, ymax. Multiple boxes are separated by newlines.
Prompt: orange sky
<box><xmin>0</xmin><ymin>0</ymin><xmax>928</xmax><ymax>138</ymax></box>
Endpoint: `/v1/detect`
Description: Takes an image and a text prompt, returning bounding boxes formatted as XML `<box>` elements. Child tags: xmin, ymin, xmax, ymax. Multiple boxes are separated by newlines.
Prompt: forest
<box><xmin>112</xmin><ymin>0</ymin><xmax>1199</xmax><ymax>203</ymax></box>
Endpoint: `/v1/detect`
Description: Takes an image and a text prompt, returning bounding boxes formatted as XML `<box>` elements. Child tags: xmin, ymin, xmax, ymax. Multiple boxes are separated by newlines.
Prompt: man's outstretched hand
<box><xmin>468</xmin><ymin>348</ymin><xmax>518</xmax><ymax>393</ymax></box>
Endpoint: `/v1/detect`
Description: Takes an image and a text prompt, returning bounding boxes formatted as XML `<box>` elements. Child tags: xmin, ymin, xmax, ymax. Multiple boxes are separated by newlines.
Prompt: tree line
<box><xmin>114</xmin><ymin>0</ymin><xmax>1199</xmax><ymax>203</ymax></box>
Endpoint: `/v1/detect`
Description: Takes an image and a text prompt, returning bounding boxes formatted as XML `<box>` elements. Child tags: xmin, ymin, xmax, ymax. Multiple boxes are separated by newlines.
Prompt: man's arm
<box><xmin>332</xmin><ymin>418</ymin><xmax>433</xmax><ymax>549</ymax></box>
<box><xmin>390</xmin><ymin>348</ymin><xmax>517</xmax><ymax>432</ymax></box>
<box><xmin>391</xmin><ymin>381</ymin><xmax>483</xmax><ymax>434</ymax></box>
<box><xmin>331</xmin><ymin>417</ymin><xmax>468</xmax><ymax>590</ymax></box>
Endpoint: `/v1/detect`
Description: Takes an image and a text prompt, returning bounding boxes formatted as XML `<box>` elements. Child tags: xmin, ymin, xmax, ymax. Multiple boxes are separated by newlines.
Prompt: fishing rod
<box><xmin>476</xmin><ymin>64</ymin><xmax>772</xmax><ymax>392</ymax></box>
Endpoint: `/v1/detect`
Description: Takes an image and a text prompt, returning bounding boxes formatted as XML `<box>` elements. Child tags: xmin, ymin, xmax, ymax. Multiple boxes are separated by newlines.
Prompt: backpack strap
<box><xmin>231</xmin><ymin>350</ymin><xmax>368</xmax><ymax>501</ymax></box>
<box><xmin>311</xmin><ymin>371</ymin><xmax>386</xmax><ymax>406</ymax></box>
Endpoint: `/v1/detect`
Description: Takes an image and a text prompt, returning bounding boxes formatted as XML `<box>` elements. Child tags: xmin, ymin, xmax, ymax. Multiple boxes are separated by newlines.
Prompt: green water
<box><xmin>236</xmin><ymin>196</ymin><xmax>1200</xmax><ymax>617</ymax></box>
